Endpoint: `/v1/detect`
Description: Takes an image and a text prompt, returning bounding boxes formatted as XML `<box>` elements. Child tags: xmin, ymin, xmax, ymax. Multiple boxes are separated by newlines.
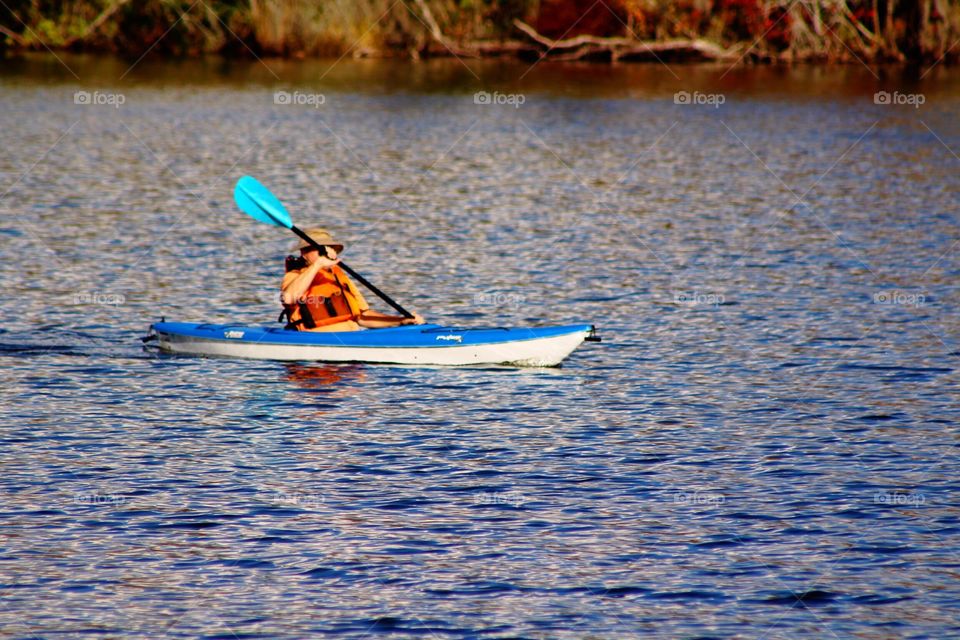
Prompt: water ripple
<box><xmin>1</xmin><ymin>57</ymin><xmax>959</xmax><ymax>638</ymax></box>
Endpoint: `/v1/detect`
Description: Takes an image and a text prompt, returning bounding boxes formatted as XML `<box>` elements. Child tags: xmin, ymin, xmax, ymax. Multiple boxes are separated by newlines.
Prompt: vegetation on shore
<box><xmin>1</xmin><ymin>0</ymin><xmax>957</xmax><ymax>65</ymax></box>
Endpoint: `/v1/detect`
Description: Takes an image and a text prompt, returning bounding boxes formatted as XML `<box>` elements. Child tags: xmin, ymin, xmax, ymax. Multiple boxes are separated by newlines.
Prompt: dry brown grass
<box><xmin>1</xmin><ymin>0</ymin><xmax>957</xmax><ymax>63</ymax></box>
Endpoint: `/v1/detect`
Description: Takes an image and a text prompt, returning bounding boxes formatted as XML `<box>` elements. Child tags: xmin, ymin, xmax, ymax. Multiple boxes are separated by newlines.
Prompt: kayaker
<box><xmin>280</xmin><ymin>228</ymin><xmax>424</xmax><ymax>332</ymax></box>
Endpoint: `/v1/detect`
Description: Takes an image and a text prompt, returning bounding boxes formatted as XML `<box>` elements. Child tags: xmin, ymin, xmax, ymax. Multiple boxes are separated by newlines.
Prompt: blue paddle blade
<box><xmin>234</xmin><ymin>176</ymin><xmax>293</xmax><ymax>229</ymax></box>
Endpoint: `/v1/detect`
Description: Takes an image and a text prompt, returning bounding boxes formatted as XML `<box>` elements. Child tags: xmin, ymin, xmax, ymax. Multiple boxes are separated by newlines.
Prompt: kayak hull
<box><xmin>149</xmin><ymin>322</ymin><xmax>597</xmax><ymax>367</ymax></box>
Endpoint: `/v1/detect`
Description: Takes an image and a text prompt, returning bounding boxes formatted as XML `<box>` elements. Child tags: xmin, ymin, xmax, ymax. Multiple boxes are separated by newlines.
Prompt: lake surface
<box><xmin>1</xmin><ymin>53</ymin><xmax>959</xmax><ymax>638</ymax></box>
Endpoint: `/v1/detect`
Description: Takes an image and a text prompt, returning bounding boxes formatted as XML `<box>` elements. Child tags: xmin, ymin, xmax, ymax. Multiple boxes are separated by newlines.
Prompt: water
<box><xmin>1</xmin><ymin>53</ymin><xmax>959</xmax><ymax>638</ymax></box>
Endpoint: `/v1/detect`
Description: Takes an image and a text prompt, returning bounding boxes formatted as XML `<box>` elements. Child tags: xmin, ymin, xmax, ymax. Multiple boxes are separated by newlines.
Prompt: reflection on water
<box><xmin>284</xmin><ymin>362</ymin><xmax>366</xmax><ymax>389</ymax></box>
<box><xmin>1</xmin><ymin>55</ymin><xmax>959</xmax><ymax>638</ymax></box>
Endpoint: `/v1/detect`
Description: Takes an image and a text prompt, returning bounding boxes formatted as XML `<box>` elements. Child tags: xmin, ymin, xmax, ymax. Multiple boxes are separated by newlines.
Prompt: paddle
<box><xmin>234</xmin><ymin>176</ymin><xmax>414</xmax><ymax>318</ymax></box>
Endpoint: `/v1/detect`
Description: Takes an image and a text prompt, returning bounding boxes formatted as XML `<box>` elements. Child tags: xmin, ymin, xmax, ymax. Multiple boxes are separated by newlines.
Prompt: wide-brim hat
<box><xmin>291</xmin><ymin>227</ymin><xmax>344</xmax><ymax>253</ymax></box>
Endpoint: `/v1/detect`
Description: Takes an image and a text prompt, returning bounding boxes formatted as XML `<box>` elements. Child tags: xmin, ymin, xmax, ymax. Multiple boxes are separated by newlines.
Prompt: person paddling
<box><xmin>280</xmin><ymin>228</ymin><xmax>424</xmax><ymax>332</ymax></box>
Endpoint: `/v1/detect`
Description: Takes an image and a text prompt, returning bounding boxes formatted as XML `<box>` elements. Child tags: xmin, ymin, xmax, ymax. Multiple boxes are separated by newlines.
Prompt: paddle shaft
<box><xmin>291</xmin><ymin>225</ymin><xmax>414</xmax><ymax>318</ymax></box>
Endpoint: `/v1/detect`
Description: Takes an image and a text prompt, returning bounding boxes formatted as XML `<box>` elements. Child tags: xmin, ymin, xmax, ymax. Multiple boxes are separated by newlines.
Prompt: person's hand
<box><xmin>401</xmin><ymin>312</ymin><xmax>425</xmax><ymax>325</ymax></box>
<box><xmin>312</xmin><ymin>255</ymin><xmax>339</xmax><ymax>269</ymax></box>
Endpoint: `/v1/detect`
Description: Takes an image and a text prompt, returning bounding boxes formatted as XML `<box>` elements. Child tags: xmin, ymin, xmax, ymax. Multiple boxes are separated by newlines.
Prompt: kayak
<box><xmin>147</xmin><ymin>321</ymin><xmax>600</xmax><ymax>367</ymax></box>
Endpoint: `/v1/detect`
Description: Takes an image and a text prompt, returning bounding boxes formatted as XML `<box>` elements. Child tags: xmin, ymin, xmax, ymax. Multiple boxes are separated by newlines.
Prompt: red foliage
<box><xmin>535</xmin><ymin>0</ymin><xmax>798</xmax><ymax>50</ymax></box>
<box><xmin>534</xmin><ymin>0</ymin><xmax>629</xmax><ymax>39</ymax></box>
<box><xmin>763</xmin><ymin>6</ymin><xmax>792</xmax><ymax>50</ymax></box>
<box><xmin>715</xmin><ymin>0</ymin><xmax>765</xmax><ymax>40</ymax></box>
<box><xmin>710</xmin><ymin>0</ymin><xmax>791</xmax><ymax>50</ymax></box>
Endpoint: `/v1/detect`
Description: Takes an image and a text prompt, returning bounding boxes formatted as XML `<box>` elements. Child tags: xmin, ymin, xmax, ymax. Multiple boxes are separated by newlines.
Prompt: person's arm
<box><xmin>281</xmin><ymin>257</ymin><xmax>338</xmax><ymax>305</ymax></box>
<box><xmin>338</xmin><ymin>270</ymin><xmax>424</xmax><ymax>328</ymax></box>
<box><xmin>357</xmin><ymin>310</ymin><xmax>425</xmax><ymax>328</ymax></box>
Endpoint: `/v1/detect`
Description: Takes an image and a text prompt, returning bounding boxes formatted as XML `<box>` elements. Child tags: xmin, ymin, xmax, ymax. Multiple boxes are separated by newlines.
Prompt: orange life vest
<box><xmin>282</xmin><ymin>265</ymin><xmax>364</xmax><ymax>330</ymax></box>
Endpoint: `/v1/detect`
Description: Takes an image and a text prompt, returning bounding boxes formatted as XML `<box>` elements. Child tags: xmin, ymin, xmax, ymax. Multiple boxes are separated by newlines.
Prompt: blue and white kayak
<box><xmin>148</xmin><ymin>322</ymin><xmax>599</xmax><ymax>367</ymax></box>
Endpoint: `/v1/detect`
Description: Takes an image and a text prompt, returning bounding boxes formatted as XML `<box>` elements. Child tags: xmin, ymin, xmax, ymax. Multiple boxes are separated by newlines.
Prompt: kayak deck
<box><xmin>148</xmin><ymin>322</ymin><xmax>599</xmax><ymax>367</ymax></box>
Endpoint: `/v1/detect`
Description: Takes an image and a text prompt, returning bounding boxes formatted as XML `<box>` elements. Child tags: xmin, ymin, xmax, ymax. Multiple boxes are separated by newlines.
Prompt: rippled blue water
<box><xmin>1</xmin><ymin>55</ymin><xmax>959</xmax><ymax>638</ymax></box>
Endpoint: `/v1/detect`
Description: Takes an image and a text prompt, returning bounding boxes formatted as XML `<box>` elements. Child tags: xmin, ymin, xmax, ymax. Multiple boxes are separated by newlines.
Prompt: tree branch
<box><xmin>61</xmin><ymin>0</ymin><xmax>132</xmax><ymax>47</ymax></box>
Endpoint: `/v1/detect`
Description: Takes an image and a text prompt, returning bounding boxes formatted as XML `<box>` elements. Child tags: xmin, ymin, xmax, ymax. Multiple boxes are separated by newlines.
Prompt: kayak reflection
<box><xmin>283</xmin><ymin>362</ymin><xmax>366</xmax><ymax>390</ymax></box>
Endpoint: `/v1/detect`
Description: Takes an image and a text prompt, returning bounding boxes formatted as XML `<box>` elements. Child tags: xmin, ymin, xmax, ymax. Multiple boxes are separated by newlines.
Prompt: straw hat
<box><xmin>291</xmin><ymin>227</ymin><xmax>345</xmax><ymax>253</ymax></box>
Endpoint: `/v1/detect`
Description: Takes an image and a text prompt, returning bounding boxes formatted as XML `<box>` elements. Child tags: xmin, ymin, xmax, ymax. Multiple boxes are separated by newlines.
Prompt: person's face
<box><xmin>301</xmin><ymin>246</ymin><xmax>337</xmax><ymax>265</ymax></box>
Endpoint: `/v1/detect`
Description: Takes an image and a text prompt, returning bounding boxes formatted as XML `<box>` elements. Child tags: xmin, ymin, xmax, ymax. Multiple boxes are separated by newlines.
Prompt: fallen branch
<box><xmin>513</xmin><ymin>18</ymin><xmax>635</xmax><ymax>50</ymax></box>
<box><xmin>463</xmin><ymin>40</ymin><xmax>540</xmax><ymax>57</ymax></box>
<box><xmin>616</xmin><ymin>39</ymin><xmax>738</xmax><ymax>62</ymax></box>
<box><xmin>0</xmin><ymin>24</ymin><xmax>28</xmax><ymax>47</ymax></box>
<box><xmin>512</xmin><ymin>18</ymin><xmax>738</xmax><ymax>62</ymax></box>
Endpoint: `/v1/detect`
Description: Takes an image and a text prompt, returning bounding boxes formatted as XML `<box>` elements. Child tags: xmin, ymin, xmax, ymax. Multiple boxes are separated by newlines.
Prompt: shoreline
<box><xmin>2</xmin><ymin>2</ymin><xmax>958</xmax><ymax>68</ymax></box>
<box><xmin>4</xmin><ymin>45</ymin><xmax>957</xmax><ymax>68</ymax></box>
